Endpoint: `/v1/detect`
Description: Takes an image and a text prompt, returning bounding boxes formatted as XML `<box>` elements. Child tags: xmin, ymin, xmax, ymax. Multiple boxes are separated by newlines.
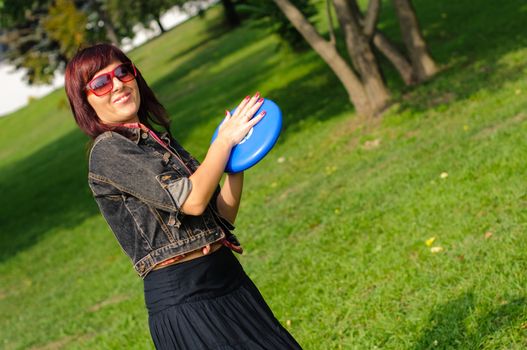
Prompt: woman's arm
<box><xmin>216</xmin><ymin>172</ymin><xmax>244</xmax><ymax>224</ymax></box>
<box><xmin>180</xmin><ymin>137</ymin><xmax>231</xmax><ymax>215</ymax></box>
<box><xmin>181</xmin><ymin>93</ymin><xmax>264</xmax><ymax>216</ymax></box>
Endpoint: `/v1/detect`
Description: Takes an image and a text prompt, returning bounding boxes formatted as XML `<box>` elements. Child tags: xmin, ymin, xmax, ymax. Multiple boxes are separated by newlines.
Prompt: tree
<box><xmin>44</xmin><ymin>0</ymin><xmax>88</xmax><ymax>59</ymax></box>
<box><xmin>332</xmin><ymin>0</ymin><xmax>390</xmax><ymax>111</ymax></box>
<box><xmin>221</xmin><ymin>0</ymin><xmax>240</xmax><ymax>27</ymax></box>
<box><xmin>133</xmin><ymin>0</ymin><xmax>182</xmax><ymax>33</ymax></box>
<box><xmin>392</xmin><ymin>0</ymin><xmax>438</xmax><ymax>81</ymax></box>
<box><xmin>273</xmin><ymin>0</ymin><xmax>439</xmax><ymax>116</ymax></box>
<box><xmin>0</xmin><ymin>0</ymin><xmax>182</xmax><ymax>83</ymax></box>
<box><xmin>0</xmin><ymin>0</ymin><xmax>65</xmax><ymax>84</ymax></box>
<box><xmin>238</xmin><ymin>0</ymin><xmax>318</xmax><ymax>51</ymax></box>
<box><xmin>273</xmin><ymin>0</ymin><xmax>376</xmax><ymax>116</ymax></box>
<box><xmin>343</xmin><ymin>0</ymin><xmax>415</xmax><ymax>85</ymax></box>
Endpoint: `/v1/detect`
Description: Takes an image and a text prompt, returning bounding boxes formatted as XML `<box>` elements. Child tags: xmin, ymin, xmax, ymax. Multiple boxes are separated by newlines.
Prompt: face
<box><xmin>86</xmin><ymin>61</ymin><xmax>141</xmax><ymax>125</ymax></box>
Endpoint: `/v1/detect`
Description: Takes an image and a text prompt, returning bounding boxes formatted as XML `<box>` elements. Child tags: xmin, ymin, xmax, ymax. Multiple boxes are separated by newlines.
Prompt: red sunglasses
<box><xmin>85</xmin><ymin>62</ymin><xmax>137</xmax><ymax>96</ymax></box>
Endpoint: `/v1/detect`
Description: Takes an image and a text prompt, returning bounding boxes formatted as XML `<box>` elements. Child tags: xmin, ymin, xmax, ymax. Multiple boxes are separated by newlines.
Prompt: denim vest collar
<box><xmin>112</xmin><ymin>122</ymin><xmax>171</xmax><ymax>145</ymax></box>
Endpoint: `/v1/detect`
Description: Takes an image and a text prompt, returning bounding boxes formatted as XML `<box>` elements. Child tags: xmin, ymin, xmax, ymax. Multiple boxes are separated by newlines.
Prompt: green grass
<box><xmin>1</xmin><ymin>1</ymin><xmax>527</xmax><ymax>349</ymax></box>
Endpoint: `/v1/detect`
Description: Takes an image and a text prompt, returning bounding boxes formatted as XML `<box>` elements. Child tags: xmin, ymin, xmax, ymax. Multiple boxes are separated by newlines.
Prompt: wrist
<box><xmin>226</xmin><ymin>171</ymin><xmax>244</xmax><ymax>177</ymax></box>
<box><xmin>215</xmin><ymin>135</ymin><xmax>235</xmax><ymax>149</ymax></box>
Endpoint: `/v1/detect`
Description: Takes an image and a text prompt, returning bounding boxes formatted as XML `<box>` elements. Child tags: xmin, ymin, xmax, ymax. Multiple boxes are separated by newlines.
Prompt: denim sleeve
<box><xmin>88</xmin><ymin>132</ymin><xmax>192</xmax><ymax>213</ymax></box>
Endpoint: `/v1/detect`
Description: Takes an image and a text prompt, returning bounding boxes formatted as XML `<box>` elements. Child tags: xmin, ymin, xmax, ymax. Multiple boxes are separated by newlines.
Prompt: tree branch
<box><xmin>326</xmin><ymin>0</ymin><xmax>336</xmax><ymax>46</ymax></box>
<box><xmin>363</xmin><ymin>0</ymin><xmax>380</xmax><ymax>38</ymax></box>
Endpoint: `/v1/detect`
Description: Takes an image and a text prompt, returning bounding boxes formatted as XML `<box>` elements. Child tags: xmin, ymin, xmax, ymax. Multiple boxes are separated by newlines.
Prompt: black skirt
<box><xmin>143</xmin><ymin>246</ymin><xmax>303</xmax><ymax>350</ymax></box>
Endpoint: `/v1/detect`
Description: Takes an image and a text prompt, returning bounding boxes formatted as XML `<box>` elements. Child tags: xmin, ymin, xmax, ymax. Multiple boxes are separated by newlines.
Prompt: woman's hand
<box><xmin>216</xmin><ymin>92</ymin><xmax>266</xmax><ymax>147</ymax></box>
<box><xmin>181</xmin><ymin>92</ymin><xmax>265</xmax><ymax>216</ymax></box>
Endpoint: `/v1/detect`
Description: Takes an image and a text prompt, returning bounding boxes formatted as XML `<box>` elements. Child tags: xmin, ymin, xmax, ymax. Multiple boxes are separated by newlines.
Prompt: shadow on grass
<box><xmin>376</xmin><ymin>0</ymin><xmax>527</xmax><ymax>114</ymax></box>
<box><xmin>2</xmin><ymin>0</ymin><xmax>527</xmax><ymax>262</ymax></box>
<box><xmin>150</xmin><ymin>23</ymin><xmax>353</xmax><ymax>150</ymax></box>
<box><xmin>167</xmin><ymin>24</ymin><xmax>232</xmax><ymax>64</ymax></box>
<box><xmin>412</xmin><ymin>293</ymin><xmax>526</xmax><ymax>349</ymax></box>
<box><xmin>0</xmin><ymin>129</ymin><xmax>99</xmax><ymax>263</ymax></box>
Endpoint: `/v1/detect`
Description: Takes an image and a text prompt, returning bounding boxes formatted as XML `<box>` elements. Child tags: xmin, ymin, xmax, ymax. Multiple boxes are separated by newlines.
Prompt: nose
<box><xmin>112</xmin><ymin>76</ymin><xmax>124</xmax><ymax>92</ymax></box>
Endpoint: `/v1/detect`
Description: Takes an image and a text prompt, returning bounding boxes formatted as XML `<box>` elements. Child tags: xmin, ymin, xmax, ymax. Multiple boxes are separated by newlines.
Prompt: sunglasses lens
<box><xmin>89</xmin><ymin>75</ymin><xmax>112</xmax><ymax>96</ymax></box>
<box><xmin>115</xmin><ymin>63</ymin><xmax>136</xmax><ymax>82</ymax></box>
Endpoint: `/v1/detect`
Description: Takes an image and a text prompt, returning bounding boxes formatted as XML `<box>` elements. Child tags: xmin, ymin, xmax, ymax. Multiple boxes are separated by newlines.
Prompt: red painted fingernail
<box><xmin>258</xmin><ymin>97</ymin><xmax>264</xmax><ymax>103</ymax></box>
<box><xmin>225</xmin><ymin>110</ymin><xmax>229</xmax><ymax>116</ymax></box>
<box><xmin>261</xmin><ymin>111</ymin><xmax>266</xmax><ymax>116</ymax></box>
<box><xmin>255</xmin><ymin>91</ymin><xmax>260</xmax><ymax>97</ymax></box>
<box><xmin>244</xmin><ymin>95</ymin><xmax>250</xmax><ymax>101</ymax></box>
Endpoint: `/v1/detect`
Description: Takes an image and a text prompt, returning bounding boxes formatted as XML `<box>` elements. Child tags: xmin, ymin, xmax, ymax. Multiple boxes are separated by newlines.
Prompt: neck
<box><xmin>109</xmin><ymin>121</ymin><xmax>149</xmax><ymax>131</ymax></box>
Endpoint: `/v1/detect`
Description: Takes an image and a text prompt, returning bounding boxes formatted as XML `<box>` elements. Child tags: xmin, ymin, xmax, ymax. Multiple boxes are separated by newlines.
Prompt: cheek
<box><xmin>135</xmin><ymin>89</ymin><xmax>141</xmax><ymax>108</ymax></box>
<box><xmin>131</xmin><ymin>81</ymin><xmax>141</xmax><ymax>106</ymax></box>
<box><xmin>87</xmin><ymin>95</ymin><xmax>110</xmax><ymax>116</ymax></box>
<box><xmin>86</xmin><ymin>95</ymin><xmax>100</xmax><ymax>112</ymax></box>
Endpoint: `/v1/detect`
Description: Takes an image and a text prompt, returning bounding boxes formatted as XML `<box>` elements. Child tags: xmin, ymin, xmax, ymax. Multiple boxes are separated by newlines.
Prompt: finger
<box><xmin>223</xmin><ymin>109</ymin><xmax>232</xmax><ymax>123</ymax></box>
<box><xmin>202</xmin><ymin>244</ymin><xmax>211</xmax><ymax>255</ymax></box>
<box><xmin>245</xmin><ymin>97</ymin><xmax>264</xmax><ymax>120</ymax></box>
<box><xmin>232</xmin><ymin>95</ymin><xmax>251</xmax><ymax>119</ymax></box>
<box><xmin>238</xmin><ymin>92</ymin><xmax>261</xmax><ymax>118</ymax></box>
<box><xmin>218</xmin><ymin>110</ymin><xmax>231</xmax><ymax>131</ymax></box>
<box><xmin>249</xmin><ymin>110</ymin><xmax>266</xmax><ymax>126</ymax></box>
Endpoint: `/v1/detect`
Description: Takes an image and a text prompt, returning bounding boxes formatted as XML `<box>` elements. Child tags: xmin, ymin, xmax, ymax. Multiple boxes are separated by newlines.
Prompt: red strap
<box><xmin>114</xmin><ymin>122</ymin><xmax>240</xmax><ymax>256</ymax></box>
<box><xmin>113</xmin><ymin>122</ymin><xmax>192</xmax><ymax>174</ymax></box>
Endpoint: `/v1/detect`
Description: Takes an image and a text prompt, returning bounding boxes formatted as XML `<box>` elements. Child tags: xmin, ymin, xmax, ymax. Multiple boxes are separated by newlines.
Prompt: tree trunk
<box><xmin>333</xmin><ymin>0</ymin><xmax>390</xmax><ymax>113</ymax></box>
<box><xmin>392</xmin><ymin>0</ymin><xmax>438</xmax><ymax>81</ymax></box>
<box><xmin>155</xmin><ymin>16</ymin><xmax>166</xmax><ymax>34</ymax></box>
<box><xmin>348</xmin><ymin>0</ymin><xmax>415</xmax><ymax>85</ymax></box>
<box><xmin>273</xmin><ymin>0</ymin><xmax>373</xmax><ymax>116</ymax></box>
<box><xmin>373</xmin><ymin>31</ymin><xmax>415</xmax><ymax>85</ymax></box>
<box><xmin>220</xmin><ymin>0</ymin><xmax>240</xmax><ymax>27</ymax></box>
<box><xmin>362</xmin><ymin>0</ymin><xmax>380</xmax><ymax>37</ymax></box>
<box><xmin>95</xmin><ymin>7</ymin><xmax>119</xmax><ymax>45</ymax></box>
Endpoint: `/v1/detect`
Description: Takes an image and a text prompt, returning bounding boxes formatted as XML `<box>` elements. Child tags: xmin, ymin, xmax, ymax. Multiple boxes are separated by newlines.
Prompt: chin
<box><xmin>115</xmin><ymin>109</ymin><xmax>139</xmax><ymax>121</ymax></box>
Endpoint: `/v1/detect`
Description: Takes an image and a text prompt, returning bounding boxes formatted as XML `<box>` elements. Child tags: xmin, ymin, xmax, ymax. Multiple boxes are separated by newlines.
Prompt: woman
<box><xmin>65</xmin><ymin>44</ymin><xmax>302</xmax><ymax>349</ymax></box>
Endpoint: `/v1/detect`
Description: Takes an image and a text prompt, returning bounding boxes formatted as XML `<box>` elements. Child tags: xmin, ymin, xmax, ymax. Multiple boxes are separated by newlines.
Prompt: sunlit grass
<box><xmin>1</xmin><ymin>1</ymin><xmax>526</xmax><ymax>349</ymax></box>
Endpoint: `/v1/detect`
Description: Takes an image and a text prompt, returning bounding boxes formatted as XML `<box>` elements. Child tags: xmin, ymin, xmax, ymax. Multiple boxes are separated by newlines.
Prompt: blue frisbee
<box><xmin>211</xmin><ymin>98</ymin><xmax>282</xmax><ymax>173</ymax></box>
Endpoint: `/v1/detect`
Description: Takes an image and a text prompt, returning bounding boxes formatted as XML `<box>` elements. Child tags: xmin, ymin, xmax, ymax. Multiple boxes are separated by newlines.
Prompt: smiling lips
<box><xmin>113</xmin><ymin>92</ymin><xmax>131</xmax><ymax>104</ymax></box>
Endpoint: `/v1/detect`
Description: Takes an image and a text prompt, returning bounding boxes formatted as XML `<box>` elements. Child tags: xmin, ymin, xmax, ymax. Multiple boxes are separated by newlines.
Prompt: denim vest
<box><xmin>88</xmin><ymin>128</ymin><xmax>240</xmax><ymax>278</ymax></box>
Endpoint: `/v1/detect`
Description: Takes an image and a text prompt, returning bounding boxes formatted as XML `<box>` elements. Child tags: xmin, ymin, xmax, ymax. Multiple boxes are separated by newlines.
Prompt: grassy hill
<box><xmin>1</xmin><ymin>1</ymin><xmax>526</xmax><ymax>349</ymax></box>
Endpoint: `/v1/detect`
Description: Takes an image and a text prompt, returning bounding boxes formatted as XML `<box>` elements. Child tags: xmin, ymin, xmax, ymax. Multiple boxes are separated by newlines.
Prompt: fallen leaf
<box><xmin>440</xmin><ymin>172</ymin><xmax>449</xmax><ymax>179</ymax></box>
<box><xmin>325</xmin><ymin>165</ymin><xmax>337</xmax><ymax>175</ymax></box>
<box><xmin>363</xmin><ymin>138</ymin><xmax>381</xmax><ymax>150</ymax></box>
<box><xmin>431</xmin><ymin>246</ymin><xmax>444</xmax><ymax>253</ymax></box>
<box><xmin>277</xmin><ymin>156</ymin><xmax>286</xmax><ymax>163</ymax></box>
<box><xmin>425</xmin><ymin>237</ymin><xmax>436</xmax><ymax>247</ymax></box>
<box><xmin>286</xmin><ymin>319</ymin><xmax>292</xmax><ymax>327</ymax></box>
<box><xmin>484</xmin><ymin>231</ymin><xmax>493</xmax><ymax>239</ymax></box>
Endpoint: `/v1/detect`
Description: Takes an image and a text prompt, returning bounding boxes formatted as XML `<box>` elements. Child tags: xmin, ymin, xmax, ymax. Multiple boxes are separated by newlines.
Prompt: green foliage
<box><xmin>43</xmin><ymin>0</ymin><xmax>87</xmax><ymax>59</ymax></box>
<box><xmin>238</xmin><ymin>0</ymin><xmax>318</xmax><ymax>51</ymax></box>
<box><xmin>0</xmin><ymin>0</ymin><xmax>65</xmax><ymax>84</ymax></box>
<box><xmin>0</xmin><ymin>0</ymin><xmax>185</xmax><ymax>84</ymax></box>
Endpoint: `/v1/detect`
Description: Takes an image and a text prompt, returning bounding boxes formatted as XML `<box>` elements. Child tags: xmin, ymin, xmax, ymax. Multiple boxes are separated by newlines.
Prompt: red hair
<box><xmin>65</xmin><ymin>43</ymin><xmax>172</xmax><ymax>144</ymax></box>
